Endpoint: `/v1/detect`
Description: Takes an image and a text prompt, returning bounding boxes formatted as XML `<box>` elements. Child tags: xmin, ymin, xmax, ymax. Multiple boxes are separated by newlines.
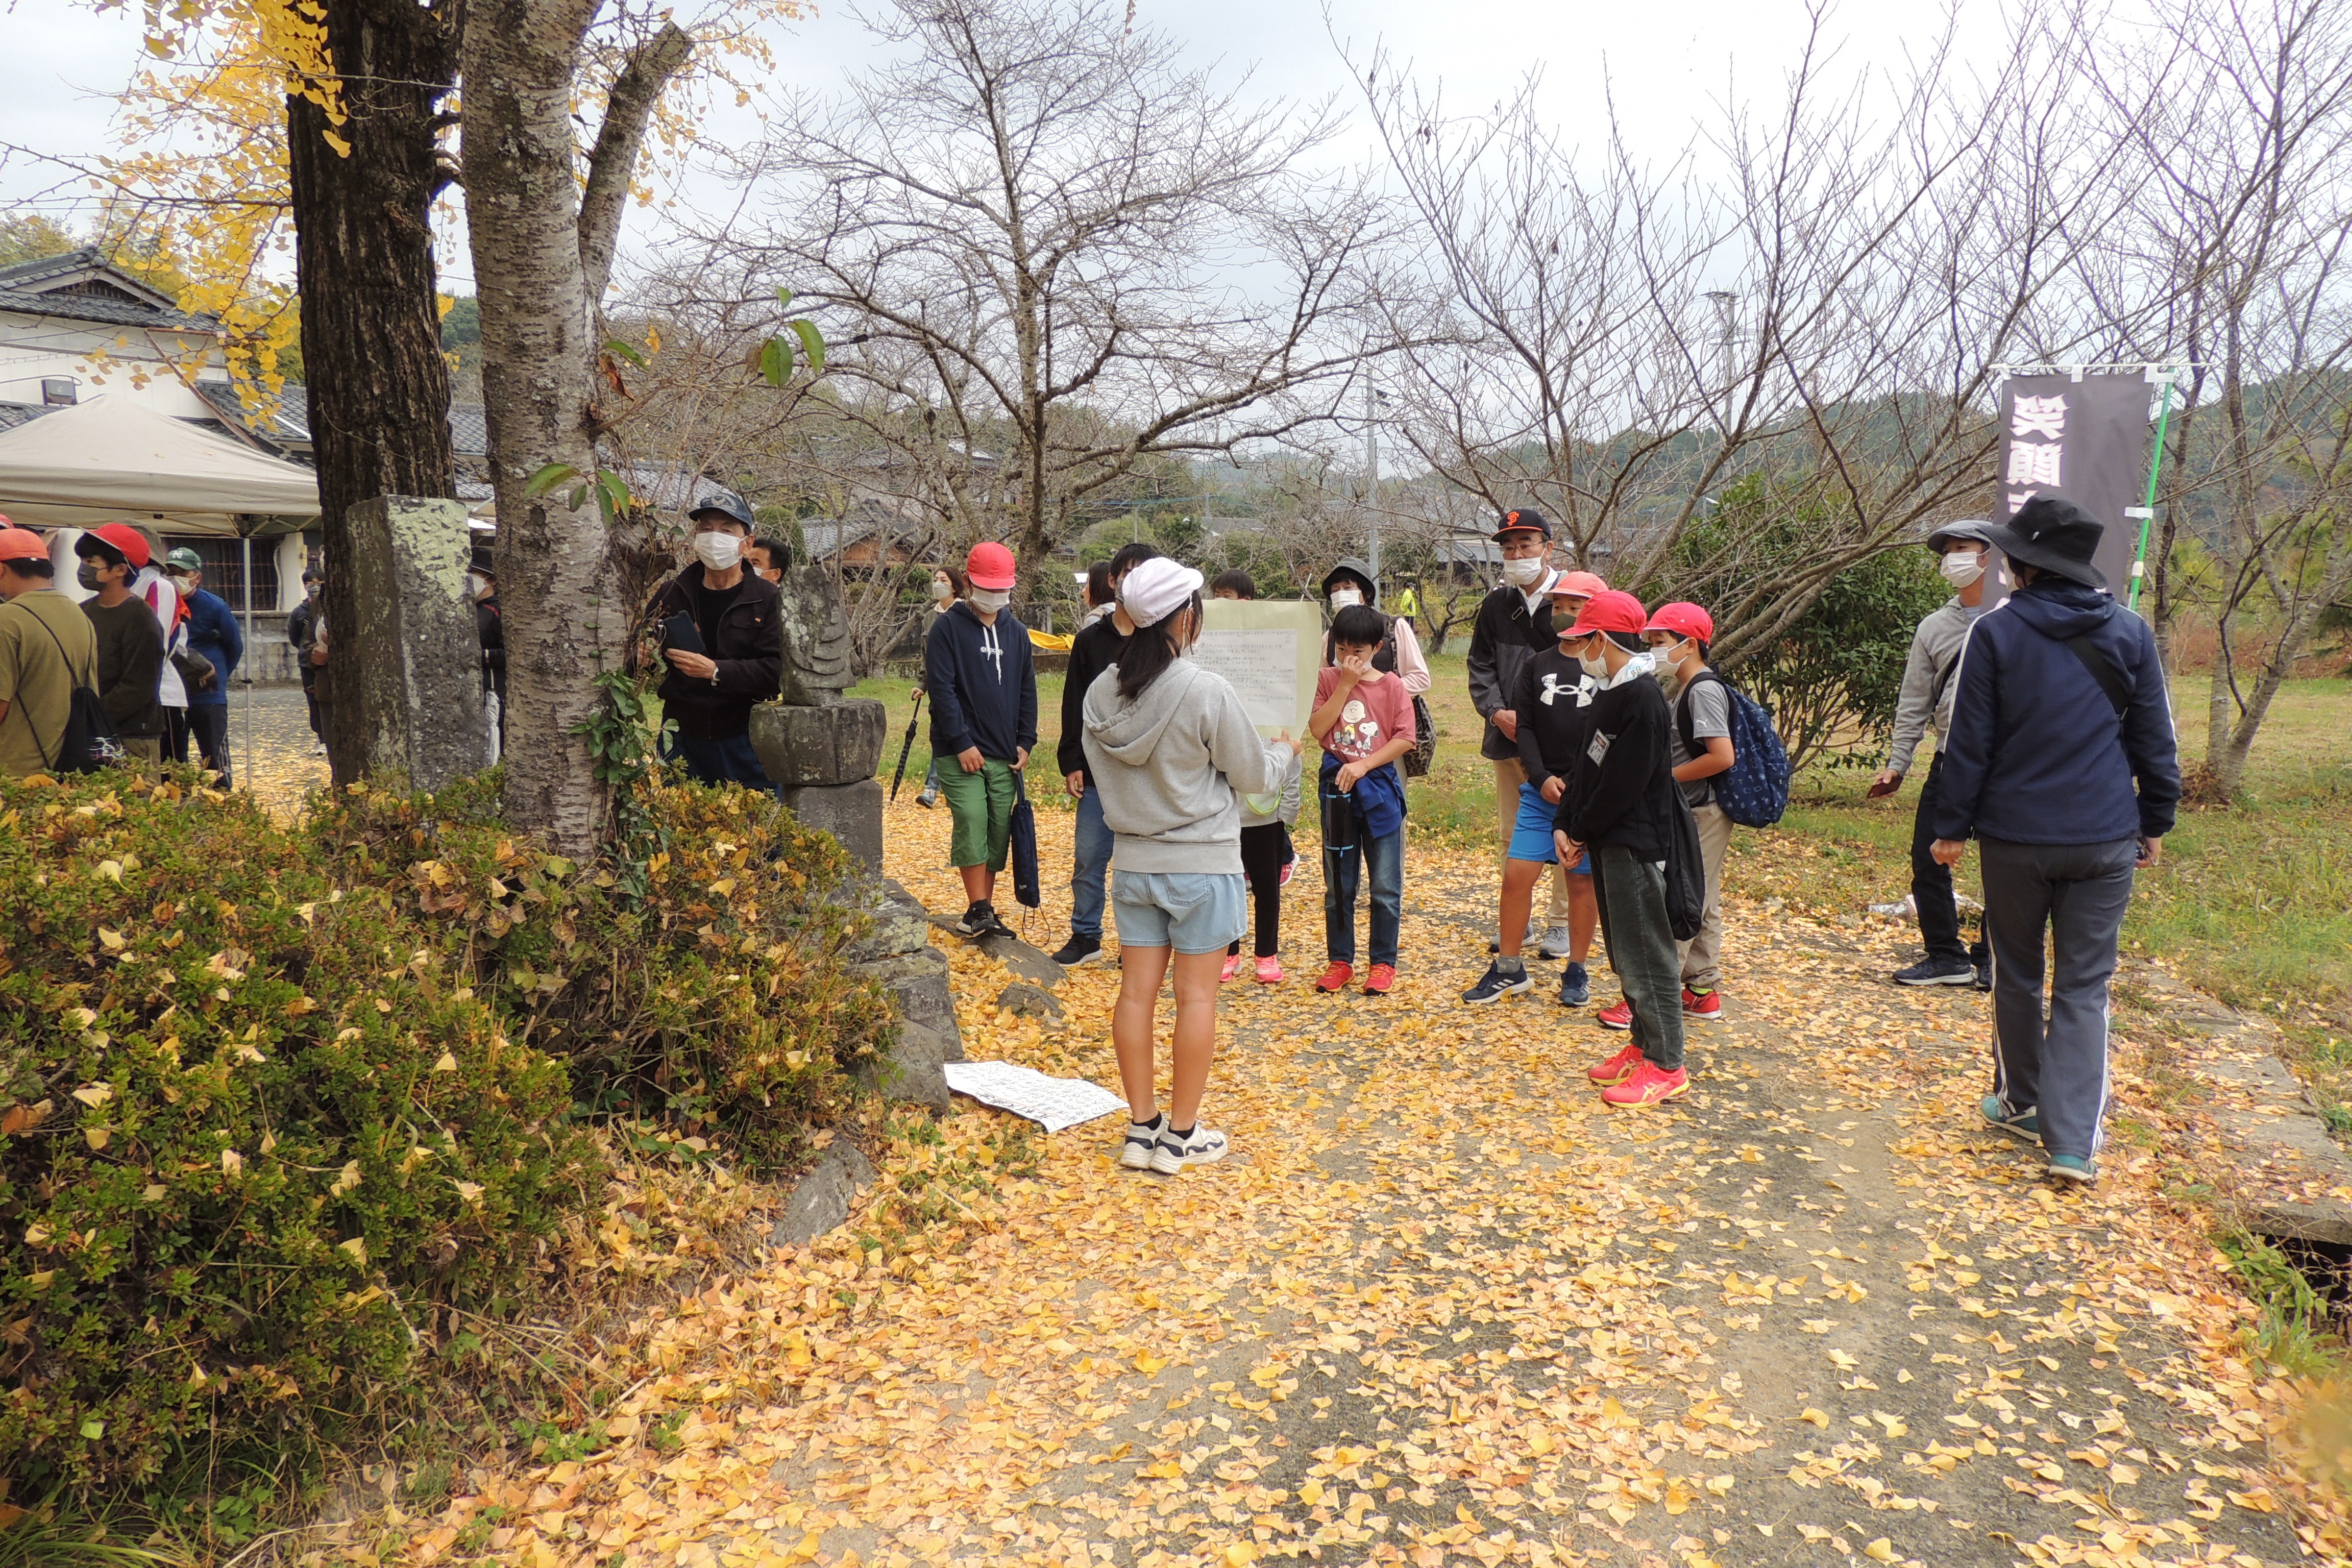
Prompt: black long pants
<box><xmin>1228</xmin><ymin>822</ymin><xmax>1288</xmax><ymax>959</ymax></box>
<box><xmin>188</xmin><ymin>704</ymin><xmax>232</xmax><ymax>787</ymax></box>
<box><xmin>1909</xmin><ymin>754</ymin><xmax>1976</xmax><ymax>966</ymax></box>
<box><xmin>162</xmin><ymin>705</ymin><xmax>190</xmax><ymax>766</ymax></box>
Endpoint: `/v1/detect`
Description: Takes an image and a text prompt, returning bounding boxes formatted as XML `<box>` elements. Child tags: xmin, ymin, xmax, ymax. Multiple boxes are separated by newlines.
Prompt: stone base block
<box><xmin>751</xmin><ymin>698</ymin><xmax>888</xmax><ymax>788</ymax></box>
<box><xmin>850</xmin><ymin>944</ymin><xmax>965</xmax><ymax>1109</ymax></box>
<box><xmin>773</xmin><ymin>1142</ymin><xmax>876</xmax><ymax>1244</ymax></box>
<box><xmin>780</xmin><ymin>778</ymin><xmax>884</xmax><ymax>871</ymax></box>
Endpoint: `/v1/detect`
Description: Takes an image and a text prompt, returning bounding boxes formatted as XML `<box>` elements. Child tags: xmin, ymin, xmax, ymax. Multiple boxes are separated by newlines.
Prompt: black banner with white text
<box><xmin>1995</xmin><ymin>372</ymin><xmax>2152</xmax><ymax>597</ymax></box>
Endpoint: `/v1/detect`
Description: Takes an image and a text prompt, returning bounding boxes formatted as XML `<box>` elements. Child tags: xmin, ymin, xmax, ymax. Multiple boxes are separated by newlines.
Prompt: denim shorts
<box><xmin>1509</xmin><ymin>782</ymin><xmax>1590</xmax><ymax>872</ymax></box>
<box><xmin>1112</xmin><ymin>870</ymin><xmax>1247</xmax><ymax>954</ymax></box>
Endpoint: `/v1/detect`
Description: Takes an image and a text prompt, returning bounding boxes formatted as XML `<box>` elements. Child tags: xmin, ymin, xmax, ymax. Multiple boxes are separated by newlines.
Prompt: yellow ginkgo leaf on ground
<box><xmin>1863</xmin><ymin>1537</ymin><xmax>1897</xmax><ymax>1562</ymax></box>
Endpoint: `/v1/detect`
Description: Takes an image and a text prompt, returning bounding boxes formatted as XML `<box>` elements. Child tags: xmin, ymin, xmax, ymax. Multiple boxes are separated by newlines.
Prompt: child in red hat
<box><xmin>1550</xmin><ymin>590</ymin><xmax>1689</xmax><ymax>1107</ymax></box>
<box><xmin>1640</xmin><ymin>602</ymin><xmax>1734</xmax><ymax>1022</ymax></box>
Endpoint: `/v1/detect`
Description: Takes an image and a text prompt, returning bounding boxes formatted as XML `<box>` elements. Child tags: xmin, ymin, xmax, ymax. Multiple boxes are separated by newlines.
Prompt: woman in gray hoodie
<box><xmin>1082</xmin><ymin>558</ymin><xmax>1298</xmax><ymax>1177</ymax></box>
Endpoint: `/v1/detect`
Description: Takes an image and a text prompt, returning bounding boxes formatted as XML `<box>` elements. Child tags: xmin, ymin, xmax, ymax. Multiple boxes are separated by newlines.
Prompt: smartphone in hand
<box><xmin>1866</xmin><ymin>776</ymin><xmax>1900</xmax><ymax>799</ymax></box>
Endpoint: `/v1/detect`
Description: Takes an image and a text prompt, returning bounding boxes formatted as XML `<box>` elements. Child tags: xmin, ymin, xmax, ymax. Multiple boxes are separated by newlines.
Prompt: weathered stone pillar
<box><xmin>345</xmin><ymin>495</ymin><xmax>489</xmax><ymax>790</ymax></box>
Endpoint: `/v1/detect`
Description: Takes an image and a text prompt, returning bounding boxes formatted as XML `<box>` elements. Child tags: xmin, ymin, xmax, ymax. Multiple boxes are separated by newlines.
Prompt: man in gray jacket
<box><xmin>1875</xmin><ymin>521</ymin><xmax>1999</xmax><ymax>987</ymax></box>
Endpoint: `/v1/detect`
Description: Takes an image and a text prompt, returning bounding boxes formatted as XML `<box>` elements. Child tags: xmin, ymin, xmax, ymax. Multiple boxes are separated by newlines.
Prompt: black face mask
<box><xmin>77</xmin><ymin>562</ymin><xmax>102</xmax><ymax>592</ymax></box>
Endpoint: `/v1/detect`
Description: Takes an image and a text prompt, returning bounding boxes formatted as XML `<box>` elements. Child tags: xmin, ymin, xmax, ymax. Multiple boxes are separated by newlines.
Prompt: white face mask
<box><xmin>1328</xmin><ymin>587</ymin><xmax>1363</xmax><ymax>610</ymax></box>
<box><xmin>969</xmin><ymin>587</ymin><xmax>1011</xmax><ymax>613</ymax></box>
<box><xmin>468</xmin><ymin>572</ymin><xmax>492</xmax><ymax>600</ymax></box>
<box><xmin>931</xmin><ymin>578</ymin><xmax>954</xmax><ymax>601</ymax></box>
<box><xmin>1577</xmin><ymin>649</ymin><xmax>1608</xmax><ymax>679</ymax></box>
<box><xmin>1501</xmin><ymin>555</ymin><xmax>1548</xmax><ymax>587</ymax></box>
<box><xmin>693</xmin><ymin>532</ymin><xmax>744</xmax><ymax>571</ymax></box>
<box><xmin>1940</xmin><ymin>549</ymin><xmax>1987</xmax><ymax>589</ymax></box>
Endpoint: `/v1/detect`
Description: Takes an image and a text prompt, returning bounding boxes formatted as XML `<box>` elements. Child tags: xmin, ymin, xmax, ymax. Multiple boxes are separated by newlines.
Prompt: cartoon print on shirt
<box><xmin>1333</xmin><ymin>698</ymin><xmax>1382</xmax><ymax>753</ymax></box>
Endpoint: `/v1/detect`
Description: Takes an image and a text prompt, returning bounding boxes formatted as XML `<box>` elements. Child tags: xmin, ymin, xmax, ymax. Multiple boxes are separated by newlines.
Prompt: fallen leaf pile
<box><xmin>388</xmin><ymin>798</ymin><xmax>2343</xmax><ymax>1568</ymax></box>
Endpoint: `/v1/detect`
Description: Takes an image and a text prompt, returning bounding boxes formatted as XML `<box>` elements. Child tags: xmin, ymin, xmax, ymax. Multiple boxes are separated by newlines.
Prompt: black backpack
<box><xmin>26</xmin><ymin>612</ymin><xmax>124</xmax><ymax>774</ymax></box>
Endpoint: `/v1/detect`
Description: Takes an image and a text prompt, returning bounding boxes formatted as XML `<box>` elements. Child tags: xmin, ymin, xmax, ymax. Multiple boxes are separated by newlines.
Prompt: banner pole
<box><xmin>2127</xmin><ymin>376</ymin><xmax>2175</xmax><ymax>614</ymax></box>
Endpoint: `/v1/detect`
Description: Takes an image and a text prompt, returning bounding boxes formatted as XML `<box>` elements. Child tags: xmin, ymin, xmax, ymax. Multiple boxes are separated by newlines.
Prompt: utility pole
<box><xmin>1704</xmin><ymin>291</ymin><xmax>1738</xmax><ymax>436</ymax></box>
<box><xmin>1363</xmin><ymin>383</ymin><xmax>1389</xmax><ymax>580</ymax></box>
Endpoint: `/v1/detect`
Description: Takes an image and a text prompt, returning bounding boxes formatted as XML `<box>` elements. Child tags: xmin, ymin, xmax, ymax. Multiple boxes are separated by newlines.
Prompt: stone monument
<box><xmin>744</xmin><ymin>547</ymin><xmax>963</xmax><ymax>1112</ymax></box>
<box><xmin>344</xmin><ymin>495</ymin><xmax>491</xmax><ymax>790</ymax></box>
<box><xmin>749</xmin><ymin>558</ymin><xmax>888</xmax><ymax>871</ymax></box>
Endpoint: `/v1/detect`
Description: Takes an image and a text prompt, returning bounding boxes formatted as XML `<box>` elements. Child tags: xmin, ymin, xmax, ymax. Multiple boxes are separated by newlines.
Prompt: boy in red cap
<box><xmin>0</xmin><ymin>524</ymin><xmax>102</xmax><ymax>779</ymax></box>
<box><xmin>1622</xmin><ymin>601</ymin><xmax>1735</xmax><ymax>1023</ymax></box>
<box><xmin>1551</xmin><ymin>588</ymin><xmax>1688</xmax><ymax>1107</ymax></box>
<box><xmin>71</xmin><ymin>524</ymin><xmax>166</xmax><ymax>766</ymax></box>
<box><xmin>927</xmin><ymin>541</ymin><xmax>1038</xmax><ymax>938</ymax></box>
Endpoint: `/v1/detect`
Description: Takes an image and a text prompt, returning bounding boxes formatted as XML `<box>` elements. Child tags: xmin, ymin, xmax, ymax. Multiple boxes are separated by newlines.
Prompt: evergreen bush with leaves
<box><xmin>1653</xmin><ymin>475</ymin><xmax>1949</xmax><ymax>768</ymax></box>
<box><xmin>1</xmin><ymin>764</ymin><xmax>894</xmax><ymax>1498</ymax></box>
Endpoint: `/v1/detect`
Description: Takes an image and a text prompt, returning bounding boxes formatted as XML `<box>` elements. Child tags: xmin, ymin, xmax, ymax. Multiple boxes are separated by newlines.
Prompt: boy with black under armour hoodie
<box><xmin>928</xmin><ymin>541</ymin><xmax>1038</xmax><ymax>939</ymax></box>
<box><xmin>1551</xmin><ymin>589</ymin><xmax>1688</xmax><ymax>1110</ymax></box>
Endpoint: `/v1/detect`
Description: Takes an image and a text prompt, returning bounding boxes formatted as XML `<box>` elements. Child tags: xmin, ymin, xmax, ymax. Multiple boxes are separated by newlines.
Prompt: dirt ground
<box><xmin>398</xmin><ymin>792</ymin><xmax>2325</xmax><ymax>1568</ymax></box>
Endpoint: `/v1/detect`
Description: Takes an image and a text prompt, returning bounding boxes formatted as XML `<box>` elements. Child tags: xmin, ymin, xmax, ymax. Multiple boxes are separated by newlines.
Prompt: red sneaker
<box><xmin>1587</xmin><ymin>1041</ymin><xmax>1645</xmax><ymax>1085</ymax></box>
<box><xmin>1682</xmin><ymin>987</ymin><xmax>1721</xmax><ymax>1018</ymax></box>
<box><xmin>1316</xmin><ymin>961</ymin><xmax>1354</xmax><ymax>993</ymax></box>
<box><xmin>1364</xmin><ymin>963</ymin><xmax>1397</xmax><ymax>994</ymax></box>
<box><xmin>1601</xmin><ymin>1061</ymin><xmax>1690</xmax><ymax>1108</ymax></box>
<box><xmin>1596</xmin><ymin>998</ymin><xmax>1634</xmax><ymax>1031</ymax></box>
<box><xmin>1220</xmin><ymin>953</ymin><xmax>1243</xmax><ymax>983</ymax></box>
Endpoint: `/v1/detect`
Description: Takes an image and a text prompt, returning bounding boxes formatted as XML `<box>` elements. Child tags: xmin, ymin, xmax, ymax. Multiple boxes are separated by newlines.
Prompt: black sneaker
<box><xmin>1461</xmin><ymin>959</ymin><xmax>1533</xmax><ymax>1004</ymax></box>
<box><xmin>955</xmin><ymin>900</ymin><xmax>999</xmax><ymax>937</ymax></box>
<box><xmin>1972</xmin><ymin>965</ymin><xmax>1992</xmax><ymax>993</ymax></box>
<box><xmin>1893</xmin><ymin>957</ymin><xmax>1976</xmax><ymax>987</ymax></box>
<box><xmin>1558</xmin><ymin>962</ymin><xmax>1590</xmax><ymax>1008</ymax></box>
<box><xmin>1051</xmin><ymin>934</ymin><xmax>1104</xmax><ymax>968</ymax></box>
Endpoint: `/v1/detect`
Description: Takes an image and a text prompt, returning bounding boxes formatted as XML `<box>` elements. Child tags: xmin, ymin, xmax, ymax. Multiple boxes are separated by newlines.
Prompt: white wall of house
<box><xmin>0</xmin><ymin>310</ymin><xmax>228</xmax><ymax>416</ymax></box>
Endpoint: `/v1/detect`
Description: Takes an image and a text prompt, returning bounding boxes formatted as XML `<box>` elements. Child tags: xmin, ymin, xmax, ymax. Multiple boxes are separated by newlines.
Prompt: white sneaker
<box><xmin>1118</xmin><ymin>1113</ymin><xmax>1166</xmax><ymax>1171</ymax></box>
<box><xmin>1149</xmin><ymin>1124</ymin><xmax>1229</xmax><ymax>1175</ymax></box>
<box><xmin>1536</xmin><ymin>923</ymin><xmax>1575</xmax><ymax>959</ymax></box>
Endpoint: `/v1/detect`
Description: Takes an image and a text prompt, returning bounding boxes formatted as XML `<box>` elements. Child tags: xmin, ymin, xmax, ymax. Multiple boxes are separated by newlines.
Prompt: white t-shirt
<box><xmin>133</xmin><ymin>568</ymin><xmax>187</xmax><ymax>708</ymax></box>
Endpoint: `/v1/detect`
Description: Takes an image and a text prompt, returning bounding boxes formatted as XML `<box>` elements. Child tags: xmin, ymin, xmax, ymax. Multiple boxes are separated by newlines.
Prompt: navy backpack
<box><xmin>1678</xmin><ymin>670</ymin><xmax>1791</xmax><ymax>829</ymax></box>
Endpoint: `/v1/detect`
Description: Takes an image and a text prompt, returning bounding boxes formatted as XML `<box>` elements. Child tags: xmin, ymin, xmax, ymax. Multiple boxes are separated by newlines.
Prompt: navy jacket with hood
<box><xmin>925</xmin><ymin>600</ymin><xmax>1038</xmax><ymax>764</ymax></box>
<box><xmin>1930</xmin><ymin>579</ymin><xmax>2180</xmax><ymax>847</ymax></box>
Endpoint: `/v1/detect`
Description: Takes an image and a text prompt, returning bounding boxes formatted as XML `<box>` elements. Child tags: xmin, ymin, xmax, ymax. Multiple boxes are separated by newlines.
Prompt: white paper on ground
<box><xmin>942</xmin><ymin>1061</ymin><xmax>1129</xmax><ymax>1134</ymax></box>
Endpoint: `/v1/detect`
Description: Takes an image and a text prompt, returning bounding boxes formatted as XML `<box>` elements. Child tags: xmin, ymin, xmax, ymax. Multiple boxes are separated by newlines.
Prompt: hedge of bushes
<box><xmin>0</xmin><ymin>768</ymin><xmax>893</xmax><ymax>1498</ymax></box>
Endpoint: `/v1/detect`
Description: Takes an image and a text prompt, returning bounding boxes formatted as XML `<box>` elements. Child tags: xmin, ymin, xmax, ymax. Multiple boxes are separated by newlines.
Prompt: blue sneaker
<box><xmin>1981</xmin><ymin>1095</ymin><xmax>2041</xmax><ymax>1143</ymax></box>
<box><xmin>2046</xmin><ymin>1154</ymin><xmax>2099</xmax><ymax>1186</ymax></box>
<box><xmin>1558</xmin><ymin>962</ymin><xmax>1590</xmax><ymax>1008</ymax></box>
<box><xmin>1461</xmin><ymin>960</ymin><xmax>1533</xmax><ymax>1004</ymax></box>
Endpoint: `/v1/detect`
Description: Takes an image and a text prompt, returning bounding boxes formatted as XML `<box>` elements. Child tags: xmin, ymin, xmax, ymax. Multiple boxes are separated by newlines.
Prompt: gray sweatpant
<box><xmin>1978</xmin><ymin>836</ymin><xmax>2138</xmax><ymax>1160</ymax></box>
<box><xmin>1589</xmin><ymin>843</ymin><xmax>1686</xmax><ymax>1071</ymax></box>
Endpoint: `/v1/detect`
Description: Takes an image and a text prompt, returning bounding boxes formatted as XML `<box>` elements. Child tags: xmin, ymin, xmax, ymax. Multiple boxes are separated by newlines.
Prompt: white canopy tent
<box><xmin>0</xmin><ymin>394</ymin><xmax>323</xmax><ymax>788</ymax></box>
<box><xmin>0</xmin><ymin>393</ymin><xmax>318</xmax><ymax>533</ymax></box>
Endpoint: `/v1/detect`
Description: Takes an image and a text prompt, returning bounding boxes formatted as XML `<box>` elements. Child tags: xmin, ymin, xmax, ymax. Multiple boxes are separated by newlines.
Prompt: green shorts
<box><xmin>938</xmin><ymin>757</ymin><xmax>1017</xmax><ymax>870</ymax></box>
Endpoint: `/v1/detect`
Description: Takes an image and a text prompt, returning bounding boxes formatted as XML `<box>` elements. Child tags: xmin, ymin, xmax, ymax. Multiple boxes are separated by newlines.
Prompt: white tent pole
<box><xmin>240</xmin><ymin>533</ymin><xmax>254</xmax><ymax>791</ymax></box>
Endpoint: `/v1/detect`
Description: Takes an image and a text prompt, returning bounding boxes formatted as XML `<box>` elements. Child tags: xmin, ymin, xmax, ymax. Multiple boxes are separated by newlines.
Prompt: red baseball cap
<box><xmin>1546</xmin><ymin>569</ymin><xmax>1608</xmax><ymax>600</ymax></box>
<box><xmin>1645</xmin><ymin>601</ymin><xmax>1714</xmax><ymax>645</ymax></box>
<box><xmin>77</xmin><ymin>522</ymin><xmax>151</xmax><ymax>569</ymax></box>
<box><xmin>1564</xmin><ymin>588</ymin><xmax>1648</xmax><ymax>638</ymax></box>
<box><xmin>0</xmin><ymin>526</ymin><xmax>48</xmax><ymax>564</ymax></box>
<box><xmin>965</xmin><ymin>540</ymin><xmax>1016</xmax><ymax>591</ymax></box>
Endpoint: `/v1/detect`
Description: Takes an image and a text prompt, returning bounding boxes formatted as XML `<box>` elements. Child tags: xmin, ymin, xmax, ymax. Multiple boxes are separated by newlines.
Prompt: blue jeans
<box><xmin>1070</xmin><ymin>783</ymin><xmax>1113</xmax><ymax>938</ymax></box>
<box><xmin>1324</xmin><ymin>826</ymin><xmax>1403</xmax><ymax>967</ymax></box>
<box><xmin>664</xmin><ymin>730</ymin><xmax>777</xmax><ymax>797</ymax></box>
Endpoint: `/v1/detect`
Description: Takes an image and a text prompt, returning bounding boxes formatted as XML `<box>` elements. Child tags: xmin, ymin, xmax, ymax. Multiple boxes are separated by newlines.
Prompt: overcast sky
<box><xmin>5</xmin><ymin>0</ymin><xmax>2021</xmax><ymax>291</ymax></box>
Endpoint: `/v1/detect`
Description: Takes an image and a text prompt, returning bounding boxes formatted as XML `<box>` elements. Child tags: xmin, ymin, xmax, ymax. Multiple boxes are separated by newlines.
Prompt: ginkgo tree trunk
<box><xmin>461</xmin><ymin>2</ymin><xmax>692</xmax><ymax>854</ymax></box>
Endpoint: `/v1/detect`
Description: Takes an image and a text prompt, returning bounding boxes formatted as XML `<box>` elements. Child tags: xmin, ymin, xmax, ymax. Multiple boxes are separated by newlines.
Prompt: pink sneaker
<box><xmin>1220</xmin><ymin>952</ymin><xmax>1243</xmax><ymax>982</ymax></box>
<box><xmin>1279</xmin><ymin>857</ymin><xmax>1296</xmax><ymax>887</ymax></box>
<box><xmin>1601</xmin><ymin>1061</ymin><xmax>1690</xmax><ymax>1108</ymax></box>
<box><xmin>1254</xmin><ymin>956</ymin><xmax>1284</xmax><ymax>985</ymax></box>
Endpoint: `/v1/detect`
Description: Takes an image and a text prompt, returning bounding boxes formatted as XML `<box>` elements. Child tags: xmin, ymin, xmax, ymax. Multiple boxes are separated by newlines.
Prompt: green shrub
<box><xmin>2</xmin><ymin>763</ymin><xmax>899</xmax><ymax>1501</ymax></box>
<box><xmin>0</xmin><ymin>773</ymin><xmax>599</xmax><ymax>1494</ymax></box>
<box><xmin>307</xmin><ymin>773</ymin><xmax>894</xmax><ymax>1170</ymax></box>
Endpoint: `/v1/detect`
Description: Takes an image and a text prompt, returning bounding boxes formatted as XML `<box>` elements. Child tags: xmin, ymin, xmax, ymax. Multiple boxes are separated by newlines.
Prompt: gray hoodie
<box><xmin>1081</xmin><ymin>657</ymin><xmax>1287</xmax><ymax>875</ymax></box>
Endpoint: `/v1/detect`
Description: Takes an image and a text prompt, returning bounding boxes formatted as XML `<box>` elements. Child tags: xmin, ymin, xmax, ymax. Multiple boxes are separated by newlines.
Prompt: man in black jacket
<box><xmin>645</xmin><ymin>493</ymin><xmax>783</xmax><ymax>790</ymax></box>
<box><xmin>1051</xmin><ymin>542</ymin><xmax>1158</xmax><ymax>966</ymax></box>
<box><xmin>1932</xmin><ymin>497</ymin><xmax>2179</xmax><ymax>1186</ymax></box>
<box><xmin>1550</xmin><ymin>589</ymin><xmax>1688</xmax><ymax>1110</ymax></box>
<box><xmin>1466</xmin><ymin>509</ymin><xmax>1580</xmax><ymax>957</ymax></box>
<box><xmin>287</xmin><ymin>566</ymin><xmax>325</xmax><ymax>755</ymax></box>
